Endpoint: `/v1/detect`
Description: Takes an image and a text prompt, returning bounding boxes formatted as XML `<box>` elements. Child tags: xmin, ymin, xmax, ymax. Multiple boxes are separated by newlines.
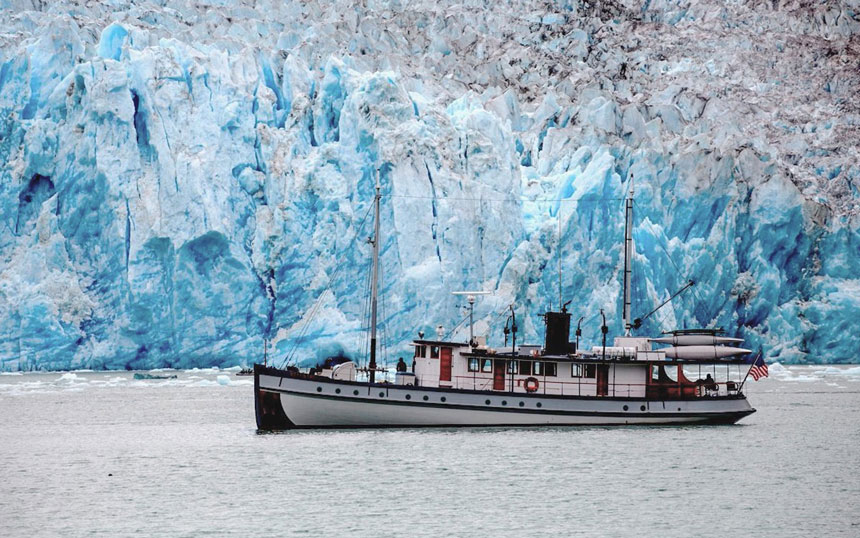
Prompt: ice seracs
<box><xmin>1</xmin><ymin>1</ymin><xmax>858</xmax><ymax>371</ymax></box>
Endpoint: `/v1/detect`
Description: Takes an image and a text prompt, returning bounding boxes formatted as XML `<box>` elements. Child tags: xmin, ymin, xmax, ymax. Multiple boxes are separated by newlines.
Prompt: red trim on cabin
<box><xmin>493</xmin><ymin>359</ymin><xmax>505</xmax><ymax>391</ymax></box>
<box><xmin>439</xmin><ymin>347</ymin><xmax>452</xmax><ymax>382</ymax></box>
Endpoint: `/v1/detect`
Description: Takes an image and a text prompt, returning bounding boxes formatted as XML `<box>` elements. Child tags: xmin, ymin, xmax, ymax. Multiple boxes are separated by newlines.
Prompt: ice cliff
<box><xmin>0</xmin><ymin>0</ymin><xmax>858</xmax><ymax>370</ymax></box>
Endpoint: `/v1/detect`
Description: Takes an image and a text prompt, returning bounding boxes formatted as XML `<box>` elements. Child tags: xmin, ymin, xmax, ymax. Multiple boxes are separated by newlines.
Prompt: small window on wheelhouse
<box><xmin>430</xmin><ymin>346</ymin><xmax>439</xmax><ymax>359</ymax></box>
<box><xmin>481</xmin><ymin>359</ymin><xmax>493</xmax><ymax>373</ymax></box>
<box><xmin>507</xmin><ymin>361</ymin><xmax>518</xmax><ymax>374</ymax></box>
<box><xmin>519</xmin><ymin>361</ymin><xmax>532</xmax><ymax>375</ymax></box>
<box><xmin>545</xmin><ymin>362</ymin><xmax>557</xmax><ymax>377</ymax></box>
<box><xmin>663</xmin><ymin>365</ymin><xmax>679</xmax><ymax>382</ymax></box>
<box><xmin>415</xmin><ymin>345</ymin><xmax>426</xmax><ymax>358</ymax></box>
<box><xmin>572</xmin><ymin>364</ymin><xmax>582</xmax><ymax>377</ymax></box>
<box><xmin>468</xmin><ymin>358</ymin><xmax>479</xmax><ymax>372</ymax></box>
<box><xmin>534</xmin><ymin>362</ymin><xmax>543</xmax><ymax>376</ymax></box>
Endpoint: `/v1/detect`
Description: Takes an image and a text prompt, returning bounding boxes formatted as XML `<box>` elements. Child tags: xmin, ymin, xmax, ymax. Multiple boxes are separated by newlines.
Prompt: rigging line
<box><xmin>484</xmin><ymin>303</ymin><xmax>515</xmax><ymax>342</ymax></box>
<box><xmin>444</xmin><ymin>310</ymin><xmax>473</xmax><ymax>342</ymax></box>
<box><xmin>283</xmin><ymin>202</ymin><xmax>376</xmax><ymax>367</ymax></box>
<box><xmin>651</xmin><ymin>230</ymin><xmax>710</xmax><ymax>329</ymax></box>
<box><xmin>360</xmin><ymin>259</ymin><xmax>373</xmax><ymax>368</ymax></box>
<box><xmin>384</xmin><ymin>194</ymin><xmax>626</xmax><ymax>203</ymax></box>
<box><xmin>379</xmin><ymin>264</ymin><xmax>389</xmax><ymax>369</ymax></box>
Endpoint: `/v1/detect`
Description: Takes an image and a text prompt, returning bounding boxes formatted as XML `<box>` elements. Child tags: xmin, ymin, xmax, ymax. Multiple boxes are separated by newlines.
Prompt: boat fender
<box><xmin>524</xmin><ymin>377</ymin><xmax>539</xmax><ymax>393</ymax></box>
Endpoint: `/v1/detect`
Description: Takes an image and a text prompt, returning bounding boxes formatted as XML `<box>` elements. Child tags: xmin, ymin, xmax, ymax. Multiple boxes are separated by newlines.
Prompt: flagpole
<box><xmin>736</xmin><ymin>350</ymin><xmax>763</xmax><ymax>394</ymax></box>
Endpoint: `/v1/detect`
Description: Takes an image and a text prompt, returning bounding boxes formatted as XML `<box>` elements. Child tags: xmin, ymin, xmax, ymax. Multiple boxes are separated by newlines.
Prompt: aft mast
<box><xmin>622</xmin><ymin>178</ymin><xmax>634</xmax><ymax>335</ymax></box>
<box><xmin>369</xmin><ymin>169</ymin><xmax>382</xmax><ymax>383</ymax></box>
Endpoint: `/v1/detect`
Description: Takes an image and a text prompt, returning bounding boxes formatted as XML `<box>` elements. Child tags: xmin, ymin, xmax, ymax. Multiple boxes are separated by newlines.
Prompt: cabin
<box><xmin>405</xmin><ymin>310</ymin><xmax>747</xmax><ymax>398</ymax></box>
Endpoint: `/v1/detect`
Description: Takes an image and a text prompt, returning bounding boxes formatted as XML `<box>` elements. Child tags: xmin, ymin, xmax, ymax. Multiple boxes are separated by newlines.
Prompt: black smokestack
<box><xmin>544</xmin><ymin>310</ymin><xmax>571</xmax><ymax>355</ymax></box>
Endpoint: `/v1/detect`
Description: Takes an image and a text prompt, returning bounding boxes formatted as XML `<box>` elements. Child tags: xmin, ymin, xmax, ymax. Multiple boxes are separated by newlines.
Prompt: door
<box><xmin>596</xmin><ymin>365</ymin><xmax>609</xmax><ymax>396</ymax></box>
<box><xmin>493</xmin><ymin>359</ymin><xmax>505</xmax><ymax>391</ymax></box>
<box><xmin>439</xmin><ymin>347</ymin><xmax>452</xmax><ymax>382</ymax></box>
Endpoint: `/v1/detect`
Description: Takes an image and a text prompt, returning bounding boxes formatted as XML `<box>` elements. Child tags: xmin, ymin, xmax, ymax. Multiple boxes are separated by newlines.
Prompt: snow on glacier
<box><xmin>0</xmin><ymin>0</ymin><xmax>858</xmax><ymax>371</ymax></box>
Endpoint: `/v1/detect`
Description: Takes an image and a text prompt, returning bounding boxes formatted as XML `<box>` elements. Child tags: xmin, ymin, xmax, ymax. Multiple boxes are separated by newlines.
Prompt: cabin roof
<box><xmin>410</xmin><ymin>339</ymin><xmax>469</xmax><ymax>347</ymax></box>
<box><xmin>460</xmin><ymin>350</ymin><xmax>750</xmax><ymax>365</ymax></box>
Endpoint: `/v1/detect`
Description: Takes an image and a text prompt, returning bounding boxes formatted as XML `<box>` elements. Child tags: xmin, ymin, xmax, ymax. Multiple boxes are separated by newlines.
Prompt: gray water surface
<box><xmin>1</xmin><ymin>366</ymin><xmax>858</xmax><ymax>537</ymax></box>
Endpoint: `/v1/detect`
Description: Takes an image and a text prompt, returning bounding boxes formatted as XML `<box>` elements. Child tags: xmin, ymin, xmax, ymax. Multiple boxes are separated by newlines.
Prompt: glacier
<box><xmin>0</xmin><ymin>0</ymin><xmax>858</xmax><ymax>371</ymax></box>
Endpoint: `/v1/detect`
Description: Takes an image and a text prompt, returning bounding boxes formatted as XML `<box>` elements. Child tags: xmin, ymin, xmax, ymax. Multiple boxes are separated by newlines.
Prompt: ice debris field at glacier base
<box><xmin>0</xmin><ymin>1</ymin><xmax>858</xmax><ymax>371</ymax></box>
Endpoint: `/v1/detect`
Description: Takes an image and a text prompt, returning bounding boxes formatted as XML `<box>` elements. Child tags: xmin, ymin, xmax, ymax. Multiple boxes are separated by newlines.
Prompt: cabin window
<box><xmin>481</xmin><ymin>359</ymin><xmax>493</xmax><ymax>373</ymax></box>
<box><xmin>507</xmin><ymin>361</ymin><xmax>518</xmax><ymax>374</ymax></box>
<box><xmin>468</xmin><ymin>358</ymin><xmax>479</xmax><ymax>372</ymax></box>
<box><xmin>573</xmin><ymin>364</ymin><xmax>596</xmax><ymax>378</ymax></box>
<box><xmin>663</xmin><ymin>365</ymin><xmax>679</xmax><ymax>382</ymax></box>
<box><xmin>519</xmin><ymin>361</ymin><xmax>532</xmax><ymax>375</ymax></box>
<box><xmin>430</xmin><ymin>346</ymin><xmax>439</xmax><ymax>359</ymax></box>
<box><xmin>414</xmin><ymin>345</ymin><xmax>426</xmax><ymax>358</ymax></box>
<box><xmin>651</xmin><ymin>365</ymin><xmax>660</xmax><ymax>381</ymax></box>
<box><xmin>534</xmin><ymin>362</ymin><xmax>557</xmax><ymax>377</ymax></box>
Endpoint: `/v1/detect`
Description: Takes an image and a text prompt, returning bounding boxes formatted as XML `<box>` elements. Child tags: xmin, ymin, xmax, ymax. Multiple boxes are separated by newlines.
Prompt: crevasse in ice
<box><xmin>0</xmin><ymin>1</ymin><xmax>858</xmax><ymax>370</ymax></box>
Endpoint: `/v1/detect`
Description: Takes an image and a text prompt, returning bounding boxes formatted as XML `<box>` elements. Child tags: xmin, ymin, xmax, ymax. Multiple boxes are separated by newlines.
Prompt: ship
<box><xmin>254</xmin><ymin>174</ymin><xmax>757</xmax><ymax>429</ymax></box>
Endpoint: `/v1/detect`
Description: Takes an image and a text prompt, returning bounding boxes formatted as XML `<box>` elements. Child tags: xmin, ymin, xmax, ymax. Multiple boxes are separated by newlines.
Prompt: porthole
<box><xmin>623</xmin><ymin>405</ymin><xmax>629</xmax><ymax>411</ymax></box>
<box><xmin>640</xmin><ymin>405</ymin><xmax>646</xmax><ymax>412</ymax></box>
<box><xmin>501</xmin><ymin>400</ymin><xmax>507</xmax><ymax>406</ymax></box>
<box><xmin>519</xmin><ymin>402</ymin><xmax>524</xmax><ymax>407</ymax></box>
<box><xmin>405</xmin><ymin>394</ymin><xmax>411</xmax><ymax>400</ymax></box>
<box><xmin>316</xmin><ymin>387</ymin><xmax>322</xmax><ymax>392</ymax></box>
<box><xmin>423</xmin><ymin>395</ymin><xmax>429</xmax><ymax>401</ymax></box>
<box><xmin>440</xmin><ymin>397</ymin><xmax>447</xmax><ymax>402</ymax></box>
<box><xmin>678</xmin><ymin>407</ymin><xmax>682</xmax><ymax>411</ymax></box>
<box><xmin>353</xmin><ymin>390</ymin><xmax>359</xmax><ymax>396</ymax></box>
<box><xmin>379</xmin><ymin>392</ymin><xmax>385</xmax><ymax>398</ymax></box>
<box><xmin>335</xmin><ymin>388</ymin><xmax>341</xmax><ymax>394</ymax></box>
<box><xmin>485</xmin><ymin>399</ymin><xmax>491</xmax><ymax>405</ymax></box>
<box><xmin>536</xmin><ymin>402</ymin><xmax>542</xmax><ymax>408</ymax></box>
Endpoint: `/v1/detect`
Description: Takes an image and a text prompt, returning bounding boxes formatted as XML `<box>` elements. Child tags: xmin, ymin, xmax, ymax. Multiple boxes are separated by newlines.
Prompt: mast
<box><xmin>622</xmin><ymin>177</ymin><xmax>634</xmax><ymax>335</ymax></box>
<box><xmin>369</xmin><ymin>169</ymin><xmax>381</xmax><ymax>383</ymax></box>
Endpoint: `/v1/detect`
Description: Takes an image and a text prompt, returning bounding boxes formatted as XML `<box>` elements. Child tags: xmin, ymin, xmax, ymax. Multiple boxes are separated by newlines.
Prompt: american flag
<box><xmin>749</xmin><ymin>353</ymin><xmax>769</xmax><ymax>381</ymax></box>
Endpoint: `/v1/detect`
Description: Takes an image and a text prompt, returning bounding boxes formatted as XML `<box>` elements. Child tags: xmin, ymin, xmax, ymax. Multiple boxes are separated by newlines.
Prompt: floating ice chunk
<box><xmin>767</xmin><ymin>362</ymin><xmax>789</xmax><ymax>375</ymax></box>
<box><xmin>216</xmin><ymin>375</ymin><xmax>231</xmax><ymax>386</ymax></box>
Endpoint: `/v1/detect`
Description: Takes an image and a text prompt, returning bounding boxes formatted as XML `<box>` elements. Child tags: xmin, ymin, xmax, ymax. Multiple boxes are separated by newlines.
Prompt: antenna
<box><xmin>452</xmin><ymin>291</ymin><xmax>492</xmax><ymax>347</ymax></box>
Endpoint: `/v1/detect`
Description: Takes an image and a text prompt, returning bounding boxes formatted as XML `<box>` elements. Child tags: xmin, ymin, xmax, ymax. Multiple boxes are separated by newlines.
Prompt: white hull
<box><xmin>661</xmin><ymin>345</ymin><xmax>752</xmax><ymax>360</ymax></box>
<box><xmin>255</xmin><ymin>367</ymin><xmax>755</xmax><ymax>429</ymax></box>
<box><xmin>651</xmin><ymin>335</ymin><xmax>744</xmax><ymax>346</ymax></box>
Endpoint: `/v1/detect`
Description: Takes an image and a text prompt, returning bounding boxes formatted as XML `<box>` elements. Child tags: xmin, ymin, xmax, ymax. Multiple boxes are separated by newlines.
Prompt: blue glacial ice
<box><xmin>0</xmin><ymin>1</ymin><xmax>858</xmax><ymax>370</ymax></box>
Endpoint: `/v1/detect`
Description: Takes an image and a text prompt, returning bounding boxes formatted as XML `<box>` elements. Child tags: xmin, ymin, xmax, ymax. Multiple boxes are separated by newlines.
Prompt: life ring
<box><xmin>524</xmin><ymin>377</ymin><xmax>539</xmax><ymax>393</ymax></box>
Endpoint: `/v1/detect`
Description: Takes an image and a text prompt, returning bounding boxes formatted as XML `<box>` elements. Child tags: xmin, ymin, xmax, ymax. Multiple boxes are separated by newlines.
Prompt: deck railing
<box><xmin>445</xmin><ymin>375</ymin><xmax>742</xmax><ymax>398</ymax></box>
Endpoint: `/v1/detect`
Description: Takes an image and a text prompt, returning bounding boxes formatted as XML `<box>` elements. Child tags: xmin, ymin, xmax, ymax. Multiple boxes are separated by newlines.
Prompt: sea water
<box><xmin>1</xmin><ymin>366</ymin><xmax>858</xmax><ymax>537</ymax></box>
